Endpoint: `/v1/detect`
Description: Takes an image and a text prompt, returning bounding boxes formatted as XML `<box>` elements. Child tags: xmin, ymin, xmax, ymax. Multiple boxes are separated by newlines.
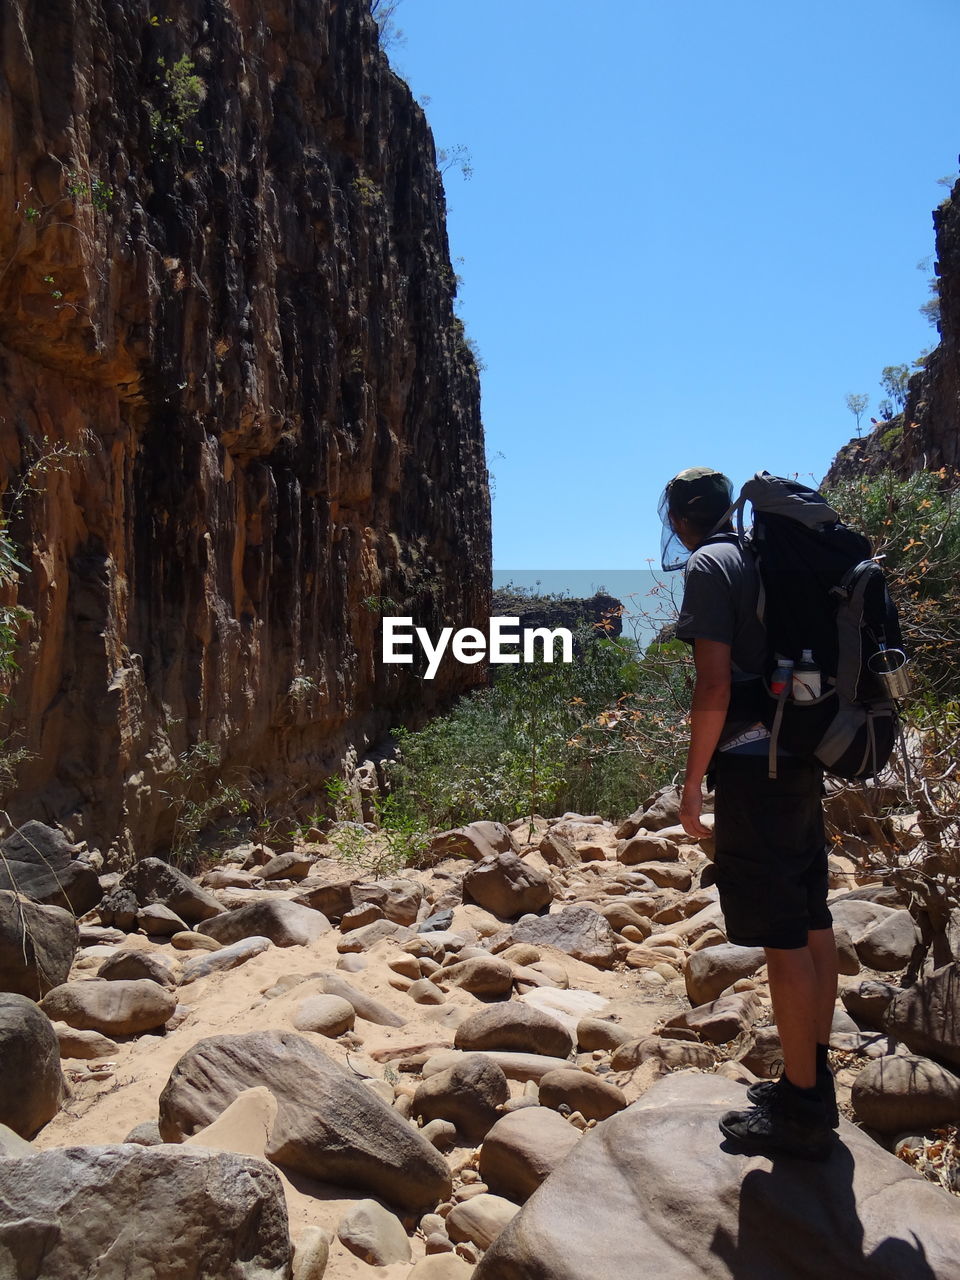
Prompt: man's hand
<box><xmin>680</xmin><ymin>780</ymin><xmax>711</xmax><ymax>839</ymax></box>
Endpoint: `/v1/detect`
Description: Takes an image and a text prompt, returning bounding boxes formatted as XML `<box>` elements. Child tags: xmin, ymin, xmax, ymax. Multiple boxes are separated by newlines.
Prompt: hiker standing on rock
<box><xmin>660</xmin><ymin>466</ymin><xmax>839</xmax><ymax>1160</ymax></box>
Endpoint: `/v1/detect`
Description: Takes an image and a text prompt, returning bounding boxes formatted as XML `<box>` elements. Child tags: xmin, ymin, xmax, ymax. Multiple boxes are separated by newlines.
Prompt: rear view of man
<box><xmin>660</xmin><ymin>466</ymin><xmax>839</xmax><ymax>1160</ymax></box>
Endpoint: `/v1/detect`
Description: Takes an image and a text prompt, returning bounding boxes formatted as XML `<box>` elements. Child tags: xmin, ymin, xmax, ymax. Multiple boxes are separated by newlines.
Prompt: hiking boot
<box><xmin>719</xmin><ymin>1085</ymin><xmax>836</xmax><ymax>1160</ymax></box>
<box><xmin>746</xmin><ymin>1070</ymin><xmax>840</xmax><ymax>1129</ymax></box>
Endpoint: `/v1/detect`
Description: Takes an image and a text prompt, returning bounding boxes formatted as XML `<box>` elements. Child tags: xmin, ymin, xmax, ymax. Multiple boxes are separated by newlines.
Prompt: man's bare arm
<box><xmin>680</xmin><ymin>637</ymin><xmax>732</xmax><ymax>839</ymax></box>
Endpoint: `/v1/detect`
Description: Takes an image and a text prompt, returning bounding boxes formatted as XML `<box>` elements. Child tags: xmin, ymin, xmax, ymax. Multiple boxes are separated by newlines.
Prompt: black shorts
<box><xmin>711</xmin><ymin>752</ymin><xmax>833</xmax><ymax>950</ymax></box>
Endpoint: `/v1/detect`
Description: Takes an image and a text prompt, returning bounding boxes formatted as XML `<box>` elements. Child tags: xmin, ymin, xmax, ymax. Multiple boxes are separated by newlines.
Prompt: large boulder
<box><xmin>0</xmin><ymin>891</ymin><xmax>78</xmax><ymax>998</ymax></box>
<box><xmin>120</xmin><ymin>858</ymin><xmax>225</xmax><ymax>923</ymax></box>
<box><xmin>463</xmin><ymin>853</ymin><xmax>553</xmax><ymax>920</ymax></box>
<box><xmin>883</xmin><ymin>963</ymin><xmax>960</xmax><ymax>1069</ymax></box>
<box><xmin>0</xmin><ymin>993</ymin><xmax>67</xmax><ymax>1137</ymax></box>
<box><xmin>479</xmin><ymin>1105</ymin><xmax>582</xmax><ymax>1203</ymax></box>
<box><xmin>429</xmin><ymin>821</ymin><xmax>517</xmax><ymax>863</ymax></box>
<box><xmin>855</xmin><ymin>910</ymin><xmax>922</xmax><ymax>972</ymax></box>
<box><xmin>475</xmin><ymin>1073</ymin><xmax>960</xmax><ymax>1279</ymax></box>
<box><xmin>97</xmin><ymin>950</ymin><xmax>179</xmax><ymax>989</ymax></box>
<box><xmin>683</xmin><ymin>944</ymin><xmax>766</xmax><ymax>1006</ymax></box>
<box><xmin>0</xmin><ymin>821</ymin><xmax>101</xmax><ymax>914</ymax></box>
<box><xmin>455</xmin><ymin>1003</ymin><xmax>574</xmax><ymax>1059</ymax></box>
<box><xmin>158</xmin><ymin>1030</ymin><xmax>451</xmax><ymax>1212</ymax></box>
<box><xmin>196</xmin><ymin>899</ymin><xmax>331</xmax><ymax>947</ymax></box>
<box><xmin>40</xmin><ymin>978</ymin><xmax>177</xmax><ymax>1035</ymax></box>
<box><xmin>494</xmin><ymin>905</ymin><xmax>620</xmax><ymax>969</ymax></box>
<box><xmin>412</xmin><ymin>1053</ymin><xmax>510</xmax><ymax>1141</ymax></box>
<box><xmin>851</xmin><ymin>1054</ymin><xmax>960</xmax><ymax>1132</ymax></box>
<box><xmin>0</xmin><ymin>1144</ymin><xmax>292</xmax><ymax>1278</ymax></box>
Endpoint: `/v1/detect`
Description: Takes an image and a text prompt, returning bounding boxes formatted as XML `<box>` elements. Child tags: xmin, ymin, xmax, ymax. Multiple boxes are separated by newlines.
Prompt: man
<box><xmin>661</xmin><ymin>466</ymin><xmax>839</xmax><ymax>1160</ymax></box>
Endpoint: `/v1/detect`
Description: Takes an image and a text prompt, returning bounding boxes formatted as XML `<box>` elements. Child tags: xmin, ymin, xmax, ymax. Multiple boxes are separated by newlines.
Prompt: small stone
<box><xmin>292</xmin><ymin>1225</ymin><xmax>332</xmax><ymax>1280</ymax></box>
<box><xmin>409</xmin><ymin>978</ymin><xmax>446</xmax><ymax>1004</ymax></box>
<box><xmin>292</xmin><ymin>994</ymin><xmax>355</xmax><ymax>1037</ymax></box>
<box><xmin>445</xmin><ymin>1193</ymin><xmax>519</xmax><ymax>1251</ymax></box>
<box><xmin>171</xmin><ymin>931</ymin><xmax>221</xmax><ymax>951</ymax></box>
<box><xmin>421</xmin><ymin>1118</ymin><xmax>458</xmax><ymax>1151</ymax></box>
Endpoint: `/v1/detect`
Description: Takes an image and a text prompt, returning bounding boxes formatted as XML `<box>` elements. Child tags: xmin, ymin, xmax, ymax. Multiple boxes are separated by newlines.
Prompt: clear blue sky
<box><xmin>386</xmin><ymin>0</ymin><xmax>960</xmax><ymax>569</ymax></box>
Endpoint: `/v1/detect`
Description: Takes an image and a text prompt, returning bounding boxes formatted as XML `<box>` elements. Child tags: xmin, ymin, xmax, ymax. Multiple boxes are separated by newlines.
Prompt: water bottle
<box><xmin>770</xmin><ymin>656</ymin><xmax>794</xmax><ymax>699</ymax></box>
<box><xmin>793</xmin><ymin>649</ymin><xmax>821</xmax><ymax>702</ymax></box>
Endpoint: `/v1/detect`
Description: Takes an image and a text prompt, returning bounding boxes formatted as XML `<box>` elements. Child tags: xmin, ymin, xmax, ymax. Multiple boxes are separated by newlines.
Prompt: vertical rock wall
<box><xmin>826</xmin><ymin>174</ymin><xmax>960</xmax><ymax>483</ymax></box>
<box><xmin>0</xmin><ymin>0</ymin><xmax>491</xmax><ymax>859</ymax></box>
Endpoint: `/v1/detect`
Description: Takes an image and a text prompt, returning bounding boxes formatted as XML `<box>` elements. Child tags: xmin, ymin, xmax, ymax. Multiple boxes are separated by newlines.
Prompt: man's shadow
<box><xmin>711</xmin><ymin>1137</ymin><xmax>937</xmax><ymax>1280</ymax></box>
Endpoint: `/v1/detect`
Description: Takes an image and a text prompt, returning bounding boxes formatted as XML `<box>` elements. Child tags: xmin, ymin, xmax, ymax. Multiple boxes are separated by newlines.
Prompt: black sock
<box><xmin>816</xmin><ymin>1043</ymin><xmax>830</xmax><ymax>1074</ymax></box>
<box><xmin>783</xmin><ymin>1076</ymin><xmax>821</xmax><ymax>1102</ymax></box>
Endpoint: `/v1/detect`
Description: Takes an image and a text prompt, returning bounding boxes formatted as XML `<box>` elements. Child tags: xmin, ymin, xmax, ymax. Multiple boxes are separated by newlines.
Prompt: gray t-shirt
<box><xmin>676</xmin><ymin>536</ymin><xmax>769</xmax><ymax>748</ymax></box>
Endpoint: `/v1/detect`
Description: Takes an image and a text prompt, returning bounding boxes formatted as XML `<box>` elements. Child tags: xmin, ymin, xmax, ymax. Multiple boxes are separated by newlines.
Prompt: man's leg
<box><xmin>808</xmin><ymin>926</ymin><xmax>839</xmax><ymax>1044</ymax></box>
<box><xmin>764</xmin><ymin>944</ymin><xmax>819</xmax><ymax>1090</ymax></box>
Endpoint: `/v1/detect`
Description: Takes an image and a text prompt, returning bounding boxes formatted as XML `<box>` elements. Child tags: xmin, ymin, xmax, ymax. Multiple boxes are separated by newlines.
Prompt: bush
<box><xmin>388</xmin><ymin>623</ymin><xmax>691</xmax><ymax>827</ymax></box>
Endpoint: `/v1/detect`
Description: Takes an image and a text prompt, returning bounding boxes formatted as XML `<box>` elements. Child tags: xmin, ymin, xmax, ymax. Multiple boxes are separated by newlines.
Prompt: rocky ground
<box><xmin>2</xmin><ymin>790</ymin><xmax>960</xmax><ymax>1278</ymax></box>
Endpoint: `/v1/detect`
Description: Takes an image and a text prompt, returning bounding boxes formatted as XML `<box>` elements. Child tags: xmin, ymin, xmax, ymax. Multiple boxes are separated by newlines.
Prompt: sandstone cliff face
<box><xmin>826</xmin><ymin>174</ymin><xmax>960</xmax><ymax>485</ymax></box>
<box><xmin>0</xmin><ymin>0</ymin><xmax>491</xmax><ymax>859</ymax></box>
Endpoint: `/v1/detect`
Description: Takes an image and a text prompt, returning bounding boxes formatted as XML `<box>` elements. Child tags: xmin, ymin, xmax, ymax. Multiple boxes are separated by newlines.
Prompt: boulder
<box><xmin>413</xmin><ymin>1054</ymin><xmax>510</xmax><ymax>1141</ymax></box>
<box><xmin>0</xmin><ymin>891</ymin><xmax>78</xmax><ymax>998</ymax></box>
<box><xmin>517</xmin><ymin>988</ymin><xmax>608</xmax><ymax>1037</ymax></box>
<box><xmin>429</xmin><ymin>821</ymin><xmax>517</xmax><ymax>863</ymax></box>
<box><xmin>684</xmin><ymin>944</ymin><xmax>766</xmax><ymax>1006</ymax></box>
<box><xmin>463</xmin><ymin>853</ymin><xmax>553</xmax><ymax>920</ymax></box>
<box><xmin>615</xmin><ymin>787</ymin><xmax>681</xmax><ymax>838</ymax></box>
<box><xmin>0</xmin><ymin>821</ymin><xmax>101</xmax><ymax>914</ymax></box>
<box><xmin>611</xmin><ymin>1036</ymin><xmax>716</xmax><ymax>1072</ymax></box>
<box><xmin>537</xmin><ymin>1068</ymin><xmax>627</xmax><ymax>1121</ymax></box>
<box><xmin>291</xmin><ymin>994</ymin><xmax>355</xmax><ymax>1037</ymax></box>
<box><xmin>183</xmin><ymin>1087</ymin><xmax>280</xmax><ymax>1159</ymax></box>
<box><xmin>197</xmin><ymin>900</ymin><xmax>331</xmax><ymax>947</ymax></box>
<box><xmin>0</xmin><ymin>1144</ymin><xmax>292</xmax><ymax>1278</ymax></box>
<box><xmin>600</xmin><ymin>902</ymin><xmax>654</xmax><ymax>937</ymax></box>
<box><xmin>446</xmin><ymin>1193</ymin><xmax>519</xmax><ymax>1251</ymax></box>
<box><xmin>179</xmin><ymin>936</ymin><xmax>273</xmax><ymax>983</ymax></box>
<box><xmin>40</xmin><ymin>978</ymin><xmax>177</xmax><ymax>1035</ymax></box>
<box><xmin>259</xmin><ymin>852</ymin><xmax>317</xmax><ymax>881</ymax></box>
<box><xmin>337</xmin><ymin>918</ymin><xmax>415</xmax><ymax>952</ymax></box>
<box><xmin>317</xmin><ymin>972</ymin><xmax>407</xmax><ymax>1027</ymax></box>
<box><xmin>337</xmin><ymin>1198</ymin><xmax>411</xmax><ymax>1266</ymax></box>
<box><xmin>883</xmin><ymin>963</ymin><xmax>960</xmax><ymax>1069</ymax></box>
<box><xmin>855</xmin><ymin>910</ymin><xmax>922</xmax><ymax>972</ymax></box>
<box><xmin>841</xmin><ymin>979</ymin><xmax>899</xmax><ymax>1029</ymax></box>
<box><xmin>0</xmin><ymin>1124</ymin><xmax>33</xmax><ymax>1159</ymax></box>
<box><xmin>642</xmin><ymin>862</ymin><xmax>693</xmax><ymax>891</ymax></box>
<box><xmin>52</xmin><ymin>1022</ymin><xmax>119</xmax><ymax>1059</ymax></box>
<box><xmin>455</xmin><ymin>1003</ymin><xmax>575</xmax><ymax>1059</ymax></box>
<box><xmin>538</xmin><ymin>832</ymin><xmax>580</xmax><ymax>869</ymax></box>
<box><xmin>494</xmin><ymin>905</ymin><xmax>619</xmax><ymax>969</ymax></box>
<box><xmin>0</xmin><ymin>993</ymin><xmax>67</xmax><ymax>1137</ymax></box>
<box><xmin>97</xmin><ymin>949</ymin><xmax>179</xmax><ymax>989</ymax></box>
<box><xmin>158</xmin><ymin>1030</ymin><xmax>451</xmax><ymax>1211</ymax></box>
<box><xmin>668</xmin><ymin>990</ymin><xmax>762</xmax><ymax>1044</ymax></box>
<box><xmin>120</xmin><ymin>858</ymin><xmax>225</xmax><ymax>923</ymax></box>
<box><xmin>829</xmin><ymin>899</ymin><xmax>898</xmax><ymax>944</ymax></box>
<box><xmin>575</xmin><ymin>1017</ymin><xmax>636</xmax><ymax>1052</ymax></box>
<box><xmin>292</xmin><ymin>1225</ymin><xmax>332</xmax><ymax>1280</ymax></box>
<box><xmin>438</xmin><ymin>955</ymin><xmax>515</xmax><ymax>998</ymax></box>
<box><xmin>851</xmin><ymin>1054</ymin><xmax>960</xmax><ymax>1132</ymax></box>
<box><xmin>137</xmin><ymin>903</ymin><xmax>188</xmax><ymax>935</ymax></box>
<box><xmin>408</xmin><ymin>1258</ymin><xmax>474</xmax><ymax>1279</ymax></box>
<box><xmin>479</xmin><ymin>1105</ymin><xmax>581</xmax><ymax>1202</ymax></box>
<box><xmin>474</xmin><ymin>1072</ymin><xmax>960</xmax><ymax>1279</ymax></box>
<box><xmin>619</xmin><ymin>833</ymin><xmax>678</xmax><ymax>865</ymax></box>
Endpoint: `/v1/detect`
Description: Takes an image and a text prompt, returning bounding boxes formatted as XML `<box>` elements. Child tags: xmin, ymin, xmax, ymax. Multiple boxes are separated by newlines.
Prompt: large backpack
<box><xmin>719</xmin><ymin>472</ymin><xmax>904</xmax><ymax>781</ymax></box>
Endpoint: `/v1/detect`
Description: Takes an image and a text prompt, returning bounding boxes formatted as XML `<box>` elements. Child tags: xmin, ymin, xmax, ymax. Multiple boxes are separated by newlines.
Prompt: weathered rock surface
<box><xmin>0</xmin><ymin>1144</ymin><xmax>292</xmax><ymax>1278</ymax></box>
<box><xmin>97</xmin><ymin>949</ymin><xmax>179</xmax><ymax>989</ymax></box>
<box><xmin>40</xmin><ymin>978</ymin><xmax>177</xmax><ymax>1034</ymax></box>
<box><xmin>0</xmin><ymin>993</ymin><xmax>67</xmax><ymax>1137</ymax></box>
<box><xmin>463</xmin><ymin>853</ymin><xmax>553</xmax><ymax>920</ymax></box>
<box><xmin>851</xmin><ymin>1054</ymin><xmax>960</xmax><ymax>1132</ymax></box>
<box><xmin>446</xmin><ymin>1193</ymin><xmax>519</xmax><ymax>1251</ymax></box>
<box><xmin>52</xmin><ymin>1021</ymin><xmax>119</xmax><ymax>1060</ymax></box>
<box><xmin>158</xmin><ymin>1030</ymin><xmax>451</xmax><ymax>1211</ymax></box>
<box><xmin>475</xmin><ymin>1072</ymin><xmax>960</xmax><ymax>1279</ymax></box>
<box><xmin>842</xmin><ymin>979</ymin><xmax>899</xmax><ymax>1029</ymax></box>
<box><xmin>0</xmin><ymin>0</ymin><xmax>489</xmax><ymax>857</ymax></box>
<box><xmin>412</xmin><ymin>1053</ymin><xmax>510</xmax><ymax>1141</ymax></box>
<box><xmin>479</xmin><ymin>1105</ymin><xmax>582</xmax><ymax>1203</ymax></box>
<box><xmin>684</xmin><ymin>943</ymin><xmax>766</xmax><ymax>1006</ymax></box>
<box><xmin>0</xmin><ymin>890</ymin><xmax>78</xmax><ymax>998</ymax></box>
<box><xmin>883</xmin><ymin>963</ymin><xmax>960</xmax><ymax>1069</ymax></box>
<box><xmin>179</xmin><ymin>936</ymin><xmax>273</xmax><ymax>983</ymax></box>
<box><xmin>0</xmin><ymin>821</ymin><xmax>101</xmax><ymax>914</ymax></box>
<box><xmin>337</xmin><ymin>1198</ymin><xmax>411</xmax><ymax>1266</ymax></box>
<box><xmin>855</xmin><ymin>909</ymin><xmax>922</xmax><ymax>971</ymax></box>
<box><xmin>197</xmin><ymin>899</ymin><xmax>331</xmax><ymax>947</ymax></box>
<box><xmin>455</xmin><ymin>1003</ymin><xmax>574</xmax><ymax>1059</ymax></box>
<box><xmin>537</xmin><ymin>1068</ymin><xmax>626</xmax><ymax>1121</ymax></box>
<box><xmin>494</xmin><ymin>905</ymin><xmax>620</xmax><ymax>969</ymax></box>
<box><xmin>120</xmin><ymin>860</ymin><xmax>224</xmax><ymax>924</ymax></box>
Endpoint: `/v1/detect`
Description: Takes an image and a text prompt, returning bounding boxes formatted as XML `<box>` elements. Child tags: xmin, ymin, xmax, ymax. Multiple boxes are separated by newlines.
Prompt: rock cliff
<box><xmin>826</xmin><ymin>172</ymin><xmax>960</xmax><ymax>484</ymax></box>
<box><xmin>0</xmin><ymin>0</ymin><xmax>491</xmax><ymax>860</ymax></box>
